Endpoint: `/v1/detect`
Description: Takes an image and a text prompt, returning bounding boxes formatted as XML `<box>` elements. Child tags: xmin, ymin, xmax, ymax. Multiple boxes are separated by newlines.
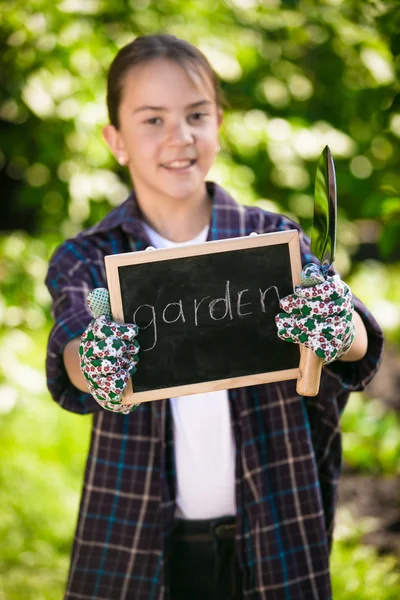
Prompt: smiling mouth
<box><xmin>161</xmin><ymin>159</ymin><xmax>197</xmax><ymax>170</ymax></box>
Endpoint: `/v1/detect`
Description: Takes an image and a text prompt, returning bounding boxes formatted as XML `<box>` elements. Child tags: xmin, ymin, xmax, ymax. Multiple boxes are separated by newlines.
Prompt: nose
<box><xmin>167</xmin><ymin>118</ymin><xmax>194</xmax><ymax>146</ymax></box>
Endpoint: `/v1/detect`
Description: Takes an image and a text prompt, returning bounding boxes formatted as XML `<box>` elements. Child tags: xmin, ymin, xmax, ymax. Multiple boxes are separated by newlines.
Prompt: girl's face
<box><xmin>103</xmin><ymin>58</ymin><xmax>223</xmax><ymax>206</ymax></box>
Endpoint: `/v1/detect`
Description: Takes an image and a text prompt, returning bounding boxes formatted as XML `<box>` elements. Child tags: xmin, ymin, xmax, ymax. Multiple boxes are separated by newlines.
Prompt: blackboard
<box><xmin>105</xmin><ymin>230</ymin><xmax>302</xmax><ymax>404</ymax></box>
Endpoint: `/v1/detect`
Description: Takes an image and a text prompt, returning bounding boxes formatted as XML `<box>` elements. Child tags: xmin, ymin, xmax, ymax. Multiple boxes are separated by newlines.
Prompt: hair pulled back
<box><xmin>107</xmin><ymin>34</ymin><xmax>226</xmax><ymax>129</ymax></box>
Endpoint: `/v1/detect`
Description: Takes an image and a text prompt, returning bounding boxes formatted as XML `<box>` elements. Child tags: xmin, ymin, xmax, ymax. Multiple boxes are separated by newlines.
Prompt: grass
<box><xmin>0</xmin><ymin>392</ymin><xmax>90</xmax><ymax>600</ymax></box>
<box><xmin>341</xmin><ymin>392</ymin><xmax>400</xmax><ymax>474</ymax></box>
<box><xmin>331</xmin><ymin>539</ymin><xmax>400</xmax><ymax>599</ymax></box>
<box><xmin>331</xmin><ymin>508</ymin><xmax>400</xmax><ymax>599</ymax></box>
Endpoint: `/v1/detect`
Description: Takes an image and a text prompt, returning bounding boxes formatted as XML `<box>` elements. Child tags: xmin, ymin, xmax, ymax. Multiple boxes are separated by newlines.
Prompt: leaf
<box><xmin>304</xmin><ymin>318</ymin><xmax>316</xmax><ymax>330</ymax></box>
<box><xmin>112</xmin><ymin>339</ymin><xmax>124</xmax><ymax>350</ymax></box>
<box><xmin>301</xmin><ymin>305</ymin><xmax>312</xmax><ymax>317</ymax></box>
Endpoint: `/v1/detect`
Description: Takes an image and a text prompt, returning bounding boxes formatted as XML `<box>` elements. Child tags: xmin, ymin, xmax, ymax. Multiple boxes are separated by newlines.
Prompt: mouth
<box><xmin>161</xmin><ymin>159</ymin><xmax>197</xmax><ymax>172</ymax></box>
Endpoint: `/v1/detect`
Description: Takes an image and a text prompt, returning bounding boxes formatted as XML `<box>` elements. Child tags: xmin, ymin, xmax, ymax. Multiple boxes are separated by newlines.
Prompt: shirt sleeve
<box><xmin>279</xmin><ymin>215</ymin><xmax>384</xmax><ymax>392</ymax></box>
<box><xmin>45</xmin><ymin>239</ymin><xmax>103</xmax><ymax>414</ymax></box>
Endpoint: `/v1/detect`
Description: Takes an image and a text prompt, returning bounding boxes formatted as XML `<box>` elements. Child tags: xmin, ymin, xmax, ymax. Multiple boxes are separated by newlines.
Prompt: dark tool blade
<box><xmin>311</xmin><ymin>146</ymin><xmax>337</xmax><ymax>276</ymax></box>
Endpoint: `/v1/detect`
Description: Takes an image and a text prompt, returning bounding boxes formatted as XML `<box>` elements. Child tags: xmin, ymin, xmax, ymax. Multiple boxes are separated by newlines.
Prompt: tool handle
<box><xmin>296</xmin><ymin>346</ymin><xmax>322</xmax><ymax>396</ymax></box>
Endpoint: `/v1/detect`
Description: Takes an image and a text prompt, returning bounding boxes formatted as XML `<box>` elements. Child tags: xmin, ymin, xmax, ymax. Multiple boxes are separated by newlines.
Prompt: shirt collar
<box><xmin>79</xmin><ymin>181</ymin><xmax>241</xmax><ymax>243</ymax></box>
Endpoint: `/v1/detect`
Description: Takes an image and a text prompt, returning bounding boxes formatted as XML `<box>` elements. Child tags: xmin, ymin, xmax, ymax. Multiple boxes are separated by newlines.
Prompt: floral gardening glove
<box><xmin>79</xmin><ymin>288</ymin><xmax>140</xmax><ymax>413</ymax></box>
<box><xmin>275</xmin><ymin>263</ymin><xmax>355</xmax><ymax>364</ymax></box>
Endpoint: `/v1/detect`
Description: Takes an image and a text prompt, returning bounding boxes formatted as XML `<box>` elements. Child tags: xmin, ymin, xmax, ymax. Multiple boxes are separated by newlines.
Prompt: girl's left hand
<box><xmin>275</xmin><ymin>263</ymin><xmax>355</xmax><ymax>364</ymax></box>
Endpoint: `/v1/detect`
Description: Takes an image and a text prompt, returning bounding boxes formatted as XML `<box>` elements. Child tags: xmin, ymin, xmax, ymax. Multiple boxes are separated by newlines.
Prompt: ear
<box><xmin>102</xmin><ymin>124</ymin><xmax>126</xmax><ymax>161</ymax></box>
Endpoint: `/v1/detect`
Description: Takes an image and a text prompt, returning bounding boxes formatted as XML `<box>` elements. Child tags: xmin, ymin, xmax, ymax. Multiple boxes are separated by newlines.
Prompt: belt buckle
<box><xmin>213</xmin><ymin>520</ymin><xmax>236</xmax><ymax>540</ymax></box>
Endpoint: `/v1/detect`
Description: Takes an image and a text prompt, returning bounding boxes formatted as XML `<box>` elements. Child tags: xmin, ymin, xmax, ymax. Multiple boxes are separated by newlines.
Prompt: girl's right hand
<box><xmin>79</xmin><ymin>288</ymin><xmax>140</xmax><ymax>414</ymax></box>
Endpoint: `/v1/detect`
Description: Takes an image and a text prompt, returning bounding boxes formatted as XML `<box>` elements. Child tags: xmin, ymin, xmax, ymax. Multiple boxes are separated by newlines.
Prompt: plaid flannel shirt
<box><xmin>46</xmin><ymin>182</ymin><xmax>383</xmax><ymax>600</ymax></box>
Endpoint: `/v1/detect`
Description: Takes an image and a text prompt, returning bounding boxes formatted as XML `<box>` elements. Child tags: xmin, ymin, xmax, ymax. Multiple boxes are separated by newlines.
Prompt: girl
<box><xmin>46</xmin><ymin>34</ymin><xmax>383</xmax><ymax>600</ymax></box>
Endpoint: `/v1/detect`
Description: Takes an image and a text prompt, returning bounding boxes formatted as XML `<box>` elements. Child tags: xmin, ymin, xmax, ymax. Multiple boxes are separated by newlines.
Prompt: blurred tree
<box><xmin>0</xmin><ymin>0</ymin><xmax>399</xmax><ymax>260</ymax></box>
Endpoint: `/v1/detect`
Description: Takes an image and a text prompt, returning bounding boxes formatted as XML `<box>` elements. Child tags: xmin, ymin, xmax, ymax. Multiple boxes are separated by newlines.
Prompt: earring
<box><xmin>118</xmin><ymin>154</ymin><xmax>126</xmax><ymax>166</ymax></box>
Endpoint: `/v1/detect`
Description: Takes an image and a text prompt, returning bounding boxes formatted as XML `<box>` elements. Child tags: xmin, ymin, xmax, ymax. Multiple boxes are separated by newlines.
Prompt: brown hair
<box><xmin>106</xmin><ymin>34</ymin><xmax>228</xmax><ymax>129</ymax></box>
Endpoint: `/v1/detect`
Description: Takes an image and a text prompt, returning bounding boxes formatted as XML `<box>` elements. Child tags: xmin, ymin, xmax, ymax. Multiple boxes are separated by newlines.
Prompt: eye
<box><xmin>190</xmin><ymin>112</ymin><xmax>207</xmax><ymax>121</ymax></box>
<box><xmin>145</xmin><ymin>117</ymin><xmax>162</xmax><ymax>125</ymax></box>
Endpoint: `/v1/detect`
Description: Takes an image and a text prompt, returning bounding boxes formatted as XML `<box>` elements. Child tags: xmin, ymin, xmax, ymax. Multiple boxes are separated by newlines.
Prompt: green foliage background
<box><xmin>0</xmin><ymin>0</ymin><xmax>399</xmax><ymax>598</ymax></box>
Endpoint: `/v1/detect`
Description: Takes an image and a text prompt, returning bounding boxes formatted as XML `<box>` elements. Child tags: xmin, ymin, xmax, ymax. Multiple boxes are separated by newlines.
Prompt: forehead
<box><xmin>120</xmin><ymin>58</ymin><xmax>215</xmax><ymax>107</ymax></box>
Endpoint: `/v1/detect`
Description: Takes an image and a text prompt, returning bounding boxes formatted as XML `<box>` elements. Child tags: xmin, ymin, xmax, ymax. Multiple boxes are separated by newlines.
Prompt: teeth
<box><xmin>165</xmin><ymin>160</ymin><xmax>193</xmax><ymax>168</ymax></box>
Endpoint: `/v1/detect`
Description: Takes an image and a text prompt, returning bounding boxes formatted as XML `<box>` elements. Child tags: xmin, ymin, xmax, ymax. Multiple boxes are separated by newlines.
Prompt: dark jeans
<box><xmin>167</xmin><ymin>516</ymin><xmax>242</xmax><ymax>600</ymax></box>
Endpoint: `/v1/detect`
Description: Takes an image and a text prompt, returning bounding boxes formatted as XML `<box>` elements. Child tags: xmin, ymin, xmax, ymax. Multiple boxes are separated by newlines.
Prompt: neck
<box><xmin>135</xmin><ymin>185</ymin><xmax>212</xmax><ymax>243</ymax></box>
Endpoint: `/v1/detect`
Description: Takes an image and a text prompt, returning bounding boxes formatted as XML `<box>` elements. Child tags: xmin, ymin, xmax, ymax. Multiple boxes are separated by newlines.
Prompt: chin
<box><xmin>163</xmin><ymin>180</ymin><xmax>205</xmax><ymax>200</ymax></box>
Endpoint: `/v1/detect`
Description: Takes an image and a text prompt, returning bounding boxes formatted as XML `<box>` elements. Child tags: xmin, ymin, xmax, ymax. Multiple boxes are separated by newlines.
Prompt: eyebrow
<box><xmin>132</xmin><ymin>100</ymin><xmax>213</xmax><ymax>115</ymax></box>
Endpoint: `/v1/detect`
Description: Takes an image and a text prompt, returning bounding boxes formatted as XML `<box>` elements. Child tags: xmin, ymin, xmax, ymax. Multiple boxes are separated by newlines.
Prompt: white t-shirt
<box><xmin>141</xmin><ymin>221</ymin><xmax>237</xmax><ymax>520</ymax></box>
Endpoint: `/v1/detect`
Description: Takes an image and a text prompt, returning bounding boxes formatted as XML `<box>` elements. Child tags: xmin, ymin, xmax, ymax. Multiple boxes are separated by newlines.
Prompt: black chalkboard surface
<box><xmin>105</xmin><ymin>230</ymin><xmax>302</xmax><ymax>404</ymax></box>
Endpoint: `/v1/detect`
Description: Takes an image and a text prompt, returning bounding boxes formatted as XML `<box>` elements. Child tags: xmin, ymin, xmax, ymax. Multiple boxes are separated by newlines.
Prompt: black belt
<box><xmin>172</xmin><ymin>516</ymin><xmax>236</xmax><ymax>543</ymax></box>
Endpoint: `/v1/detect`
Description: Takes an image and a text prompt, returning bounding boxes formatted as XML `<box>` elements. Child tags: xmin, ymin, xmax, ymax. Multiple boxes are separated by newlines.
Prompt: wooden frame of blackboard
<box><xmin>105</xmin><ymin>230</ymin><xmax>302</xmax><ymax>405</ymax></box>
